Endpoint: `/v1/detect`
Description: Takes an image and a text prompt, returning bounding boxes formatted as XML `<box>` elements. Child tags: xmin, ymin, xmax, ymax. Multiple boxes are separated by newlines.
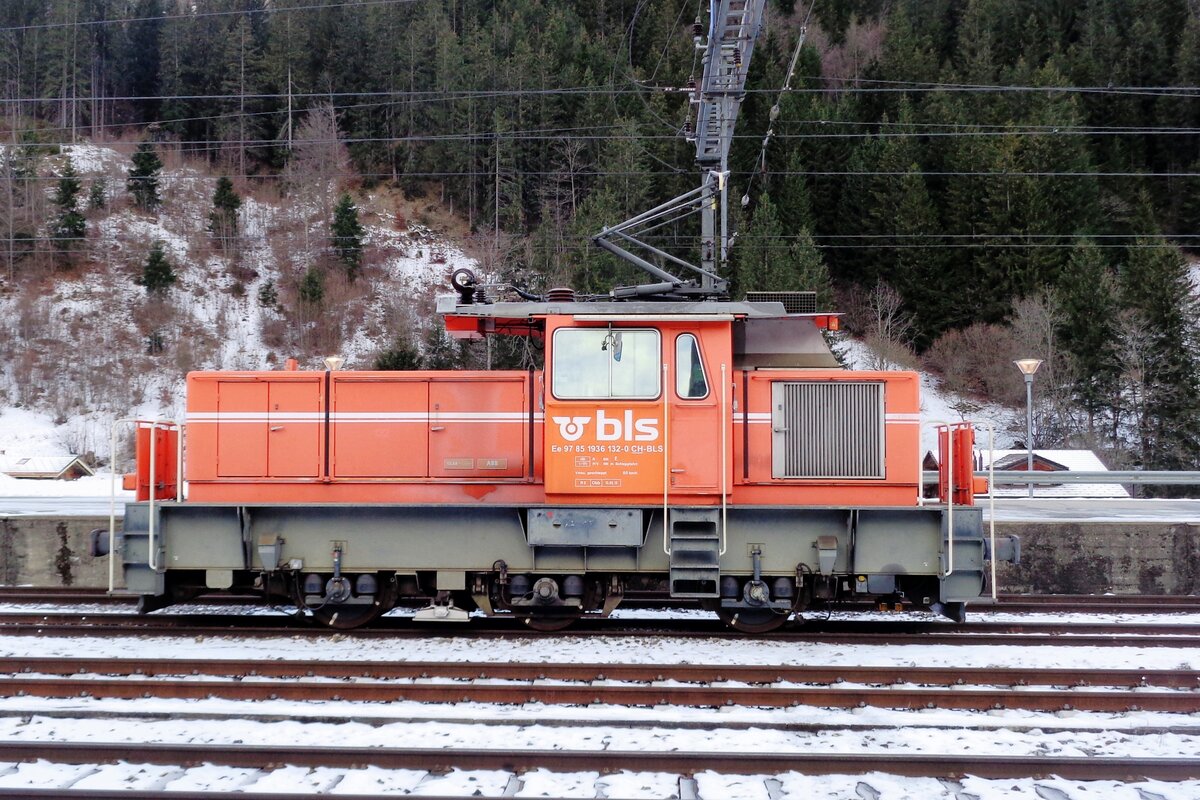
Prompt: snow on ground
<box><xmin>0</xmin><ymin>408</ymin><xmax>73</xmax><ymax>457</ymax></box>
<box><xmin>0</xmin><ymin>760</ymin><xmax>1192</xmax><ymax>799</ymax></box>
<box><xmin>0</xmin><ymin>619</ymin><xmax>1195</xmax><ymax>795</ymax></box>
<box><xmin>1</xmin><ymin>629</ymin><xmax>1195</xmax><ymax>671</ymax></box>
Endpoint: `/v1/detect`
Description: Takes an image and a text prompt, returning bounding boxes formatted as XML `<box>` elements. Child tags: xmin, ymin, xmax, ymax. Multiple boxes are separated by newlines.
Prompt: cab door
<box><xmin>667</xmin><ymin>329</ymin><xmax>729</xmax><ymax>495</ymax></box>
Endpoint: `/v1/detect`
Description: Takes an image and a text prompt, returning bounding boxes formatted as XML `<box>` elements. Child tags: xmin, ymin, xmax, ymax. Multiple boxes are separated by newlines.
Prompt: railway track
<box><xmin>7</xmin><ymin>656</ymin><xmax>1197</xmax><ymax>687</ymax></box>
<box><xmin>1</xmin><ymin>657</ymin><xmax>1197</xmax><ymax>712</ymax></box>
<box><xmin>0</xmin><ymin>636</ymin><xmax>1196</xmax><ymax>794</ymax></box>
<box><xmin>0</xmin><ymin>610</ymin><xmax>1198</xmax><ymax>646</ymax></box>
<box><xmin>0</xmin><ymin>741</ymin><xmax>1194</xmax><ymax>782</ymax></box>
<box><xmin>2</xmin><ymin>587</ymin><xmax>1198</xmax><ymax>614</ymax></box>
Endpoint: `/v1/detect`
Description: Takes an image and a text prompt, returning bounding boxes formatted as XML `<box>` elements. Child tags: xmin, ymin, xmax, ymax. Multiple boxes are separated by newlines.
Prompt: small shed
<box><xmin>977</xmin><ymin>449</ymin><xmax>1129</xmax><ymax>498</ymax></box>
<box><xmin>0</xmin><ymin>455</ymin><xmax>94</xmax><ymax>481</ymax></box>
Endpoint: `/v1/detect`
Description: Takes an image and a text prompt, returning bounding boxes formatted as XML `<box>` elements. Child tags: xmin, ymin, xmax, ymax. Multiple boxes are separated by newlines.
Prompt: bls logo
<box><xmin>552</xmin><ymin>410</ymin><xmax>660</xmax><ymax>442</ymax></box>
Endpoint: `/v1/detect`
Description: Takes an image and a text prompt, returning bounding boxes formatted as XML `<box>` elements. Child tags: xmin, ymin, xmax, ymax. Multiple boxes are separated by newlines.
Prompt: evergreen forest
<box><xmin>3</xmin><ymin>0</ymin><xmax>1200</xmax><ymax>476</ymax></box>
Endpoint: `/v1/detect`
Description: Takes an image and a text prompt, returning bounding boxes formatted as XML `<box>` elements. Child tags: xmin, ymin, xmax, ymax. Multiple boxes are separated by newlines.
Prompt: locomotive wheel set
<box><xmin>113</xmin><ymin>288</ymin><xmax>1019</xmax><ymax>633</ymax></box>
<box><xmin>112</xmin><ymin>0</ymin><xmax>1019</xmax><ymax>632</ymax></box>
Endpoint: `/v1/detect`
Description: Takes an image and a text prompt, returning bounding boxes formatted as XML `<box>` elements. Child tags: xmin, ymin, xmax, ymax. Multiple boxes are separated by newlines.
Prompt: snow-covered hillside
<box><xmin>0</xmin><ymin>142</ymin><xmax>479</xmax><ymax>464</ymax></box>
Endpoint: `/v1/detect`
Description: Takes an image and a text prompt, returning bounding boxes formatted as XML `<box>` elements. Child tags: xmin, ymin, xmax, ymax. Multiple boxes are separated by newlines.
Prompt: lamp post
<box><xmin>1013</xmin><ymin>358</ymin><xmax>1043</xmax><ymax>498</ymax></box>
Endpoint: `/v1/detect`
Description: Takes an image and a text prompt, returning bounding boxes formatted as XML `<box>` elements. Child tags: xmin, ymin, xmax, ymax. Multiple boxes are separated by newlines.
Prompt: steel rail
<box><xmin>3</xmin><ymin>588</ymin><xmax>1198</xmax><ymax>614</ymax></box>
<box><xmin>1</xmin><ymin>619</ymin><xmax>1198</xmax><ymax>647</ymax></box>
<box><xmin>0</xmin><ymin>742</ymin><xmax>1195</xmax><ymax>781</ymax></box>
<box><xmin>1</xmin><ymin>675</ymin><xmax>1194</xmax><ymax>712</ymax></box>
<box><xmin>0</xmin><ymin>594</ymin><xmax>1196</xmax><ymax>615</ymax></box>
<box><xmin>3</xmin><ymin>611</ymin><xmax>1200</xmax><ymax>635</ymax></box>
<box><xmin>4</xmin><ymin>657</ymin><xmax>1196</xmax><ymax>689</ymax></box>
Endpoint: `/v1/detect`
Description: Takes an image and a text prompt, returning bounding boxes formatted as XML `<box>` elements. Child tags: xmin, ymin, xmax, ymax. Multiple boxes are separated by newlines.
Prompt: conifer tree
<box><xmin>127</xmin><ymin>142</ymin><xmax>162</xmax><ymax>211</ymax></box>
<box><xmin>780</xmin><ymin>229</ymin><xmax>835</xmax><ymax>309</ymax></box>
<box><xmin>374</xmin><ymin>337</ymin><xmax>422</xmax><ymax>370</ymax></box>
<box><xmin>51</xmin><ymin>159</ymin><xmax>85</xmax><ymax>264</ymax></box>
<box><xmin>257</xmin><ymin>279</ymin><xmax>279</xmax><ymax>311</ymax></box>
<box><xmin>1120</xmin><ymin>236</ymin><xmax>1200</xmax><ymax>477</ymax></box>
<box><xmin>1056</xmin><ymin>239</ymin><xmax>1121</xmax><ymax>433</ymax></box>
<box><xmin>298</xmin><ymin>265</ymin><xmax>325</xmax><ymax>306</ymax></box>
<box><xmin>331</xmin><ymin>194</ymin><xmax>365</xmax><ymax>281</ymax></box>
<box><xmin>137</xmin><ymin>241</ymin><xmax>175</xmax><ymax>295</ymax></box>
<box><xmin>87</xmin><ymin>179</ymin><xmax>107</xmax><ymax>211</ymax></box>
<box><xmin>208</xmin><ymin>177</ymin><xmax>241</xmax><ymax>258</ymax></box>
<box><xmin>774</xmin><ymin>151</ymin><xmax>816</xmax><ymax>236</ymax></box>
<box><xmin>732</xmin><ymin>193</ymin><xmax>827</xmax><ymax>297</ymax></box>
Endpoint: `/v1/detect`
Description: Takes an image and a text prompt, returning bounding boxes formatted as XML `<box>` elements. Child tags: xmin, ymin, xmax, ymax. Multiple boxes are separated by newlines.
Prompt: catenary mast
<box><xmin>592</xmin><ymin>0</ymin><xmax>767</xmax><ymax>300</ymax></box>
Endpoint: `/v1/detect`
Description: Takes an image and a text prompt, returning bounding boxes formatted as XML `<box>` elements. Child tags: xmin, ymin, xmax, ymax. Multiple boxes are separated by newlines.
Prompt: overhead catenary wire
<box><xmin>9</xmin><ymin>167</ymin><xmax>1200</xmax><ymax>182</ymax></box>
<box><xmin>0</xmin><ymin>0</ymin><xmax>425</xmax><ymax>34</ymax></box>
<box><xmin>8</xmin><ymin>82</ymin><xmax>1200</xmax><ymax>105</ymax></box>
<box><xmin>742</xmin><ymin>0</ymin><xmax>817</xmax><ymax>206</ymax></box>
<box><xmin>10</xmin><ymin>127</ymin><xmax>1200</xmax><ymax>147</ymax></box>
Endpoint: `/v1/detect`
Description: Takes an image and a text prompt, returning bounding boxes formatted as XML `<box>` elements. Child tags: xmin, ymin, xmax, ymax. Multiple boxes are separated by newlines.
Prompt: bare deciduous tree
<box><xmin>1010</xmin><ymin>293</ymin><xmax>1076</xmax><ymax>446</ymax></box>
<box><xmin>842</xmin><ymin>281</ymin><xmax>916</xmax><ymax>370</ymax></box>
<box><xmin>284</xmin><ymin>103</ymin><xmax>351</xmax><ymax>222</ymax></box>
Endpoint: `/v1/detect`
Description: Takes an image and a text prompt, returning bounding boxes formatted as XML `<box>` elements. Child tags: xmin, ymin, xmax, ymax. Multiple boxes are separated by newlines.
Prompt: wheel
<box><xmin>523</xmin><ymin>612</ymin><xmax>578</xmax><ymax>631</ymax></box>
<box><xmin>311</xmin><ymin>602</ymin><xmax>388</xmax><ymax>630</ymax></box>
<box><xmin>304</xmin><ymin>576</ymin><xmax>397</xmax><ymax>630</ymax></box>
<box><xmin>715</xmin><ymin>605</ymin><xmax>790</xmax><ymax>634</ymax></box>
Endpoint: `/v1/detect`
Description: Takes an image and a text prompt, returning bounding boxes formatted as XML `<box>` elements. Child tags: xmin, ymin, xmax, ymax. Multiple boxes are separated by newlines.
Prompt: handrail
<box><xmin>147</xmin><ymin>420</ymin><xmax>159</xmax><ymax>571</ymax></box>
<box><xmin>922</xmin><ymin>419</ymin><xmax>955</xmax><ymax>578</ymax></box>
<box><xmin>108</xmin><ymin>418</ymin><xmax>136</xmax><ymax>594</ymax></box>
<box><xmin>974</xmin><ymin>421</ymin><xmax>998</xmax><ymax>601</ymax></box>
<box><xmin>108</xmin><ymin>418</ymin><xmax>178</xmax><ymax>593</ymax></box>
<box><xmin>662</xmin><ymin>362</ymin><xmax>671</xmax><ymax>556</ymax></box>
<box><xmin>719</xmin><ymin>363</ymin><xmax>728</xmax><ymax>556</ymax></box>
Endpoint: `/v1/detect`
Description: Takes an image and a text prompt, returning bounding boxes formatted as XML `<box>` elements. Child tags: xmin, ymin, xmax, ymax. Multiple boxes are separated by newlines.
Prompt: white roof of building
<box><xmin>976</xmin><ymin>449</ymin><xmax>1129</xmax><ymax>499</ymax></box>
<box><xmin>0</xmin><ymin>455</ymin><xmax>93</xmax><ymax>478</ymax></box>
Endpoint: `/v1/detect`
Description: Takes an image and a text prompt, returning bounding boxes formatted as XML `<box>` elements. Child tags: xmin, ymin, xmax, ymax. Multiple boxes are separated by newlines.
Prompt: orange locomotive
<box><xmin>117</xmin><ymin>286</ymin><xmax>1018</xmax><ymax>632</ymax></box>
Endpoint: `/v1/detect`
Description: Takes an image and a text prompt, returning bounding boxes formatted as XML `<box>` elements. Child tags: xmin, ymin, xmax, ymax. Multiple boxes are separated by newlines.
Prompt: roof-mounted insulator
<box><xmin>546</xmin><ymin>287</ymin><xmax>577</xmax><ymax>303</ymax></box>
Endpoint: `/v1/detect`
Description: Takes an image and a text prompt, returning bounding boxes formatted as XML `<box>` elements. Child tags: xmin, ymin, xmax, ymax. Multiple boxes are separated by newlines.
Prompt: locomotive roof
<box><xmin>436</xmin><ymin>297</ymin><xmax>823</xmax><ymax>320</ymax></box>
<box><xmin>439</xmin><ymin>297</ymin><xmax>842</xmax><ymax>369</ymax></box>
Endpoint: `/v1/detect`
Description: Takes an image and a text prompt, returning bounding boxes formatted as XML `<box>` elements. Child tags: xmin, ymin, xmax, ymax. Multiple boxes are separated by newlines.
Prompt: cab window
<box><xmin>552</xmin><ymin>328</ymin><xmax>661</xmax><ymax>399</ymax></box>
<box><xmin>675</xmin><ymin>334</ymin><xmax>709</xmax><ymax>399</ymax></box>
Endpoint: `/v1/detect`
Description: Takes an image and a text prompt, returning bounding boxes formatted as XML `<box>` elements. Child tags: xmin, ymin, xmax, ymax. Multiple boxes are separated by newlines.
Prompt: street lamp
<box><xmin>1013</xmin><ymin>358</ymin><xmax>1043</xmax><ymax>498</ymax></box>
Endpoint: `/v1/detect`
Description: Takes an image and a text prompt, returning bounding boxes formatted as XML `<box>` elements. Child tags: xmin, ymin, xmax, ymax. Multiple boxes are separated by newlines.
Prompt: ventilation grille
<box><xmin>745</xmin><ymin>291</ymin><xmax>818</xmax><ymax>314</ymax></box>
<box><xmin>771</xmin><ymin>381</ymin><xmax>885</xmax><ymax>479</ymax></box>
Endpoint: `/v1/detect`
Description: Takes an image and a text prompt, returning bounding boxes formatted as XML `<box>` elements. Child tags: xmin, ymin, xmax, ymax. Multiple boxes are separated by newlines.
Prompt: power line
<box><xmin>9</xmin><ymin>81</ymin><xmax>1200</xmax><ymax>104</ymax></box>
<box><xmin>0</xmin><ymin>87</ymin><xmax>638</xmax><ymax>104</ymax></box>
<box><xmin>16</xmin><ymin>106</ymin><xmax>1200</xmax><ymax>139</ymax></box>
<box><xmin>6</xmin><ymin>173</ymin><xmax>1200</xmax><ymax>186</ymax></box>
<box><xmin>13</xmin><ymin>228</ymin><xmax>1194</xmax><ymax>246</ymax></box>
<box><xmin>0</xmin><ymin>0</ymin><xmax>424</xmax><ymax>34</ymax></box>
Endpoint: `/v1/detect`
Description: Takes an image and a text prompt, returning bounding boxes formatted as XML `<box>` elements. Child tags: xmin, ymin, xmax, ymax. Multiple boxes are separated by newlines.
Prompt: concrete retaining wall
<box><xmin>0</xmin><ymin>516</ymin><xmax>116</xmax><ymax>588</ymax></box>
<box><xmin>995</xmin><ymin>521</ymin><xmax>1200</xmax><ymax>595</ymax></box>
<box><xmin>2</xmin><ymin>516</ymin><xmax>1197</xmax><ymax>595</ymax></box>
